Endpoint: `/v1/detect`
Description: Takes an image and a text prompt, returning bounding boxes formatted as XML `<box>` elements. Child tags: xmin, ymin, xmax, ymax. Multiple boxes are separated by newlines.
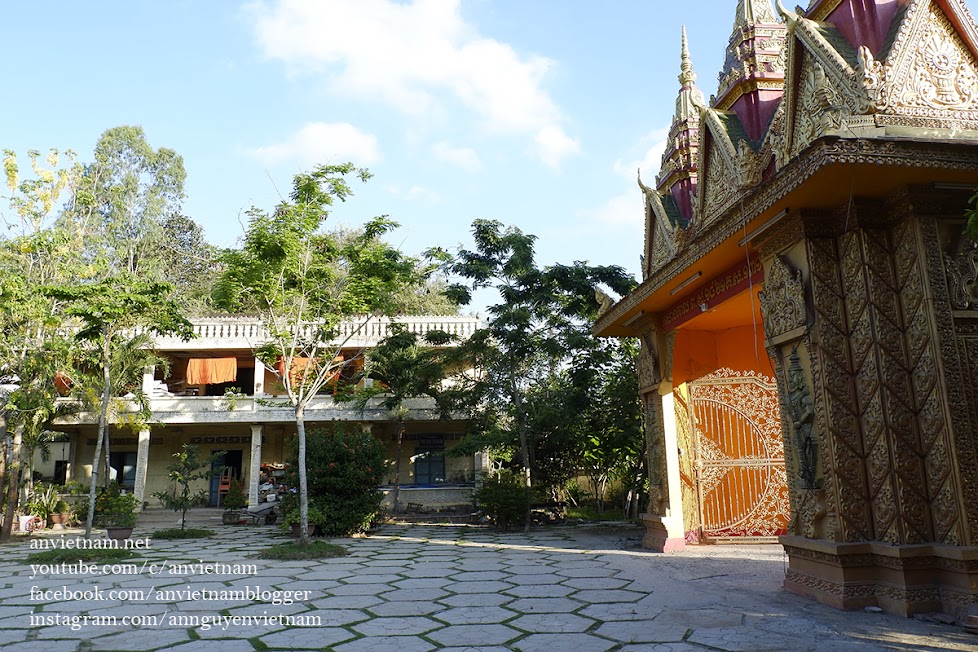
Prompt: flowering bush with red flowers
<box><xmin>282</xmin><ymin>425</ymin><xmax>388</xmax><ymax>536</ymax></box>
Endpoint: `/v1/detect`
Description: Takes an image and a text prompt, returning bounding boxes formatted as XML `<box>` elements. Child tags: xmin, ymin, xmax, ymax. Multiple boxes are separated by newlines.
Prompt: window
<box><xmin>413</xmin><ymin>447</ymin><xmax>445</xmax><ymax>485</ymax></box>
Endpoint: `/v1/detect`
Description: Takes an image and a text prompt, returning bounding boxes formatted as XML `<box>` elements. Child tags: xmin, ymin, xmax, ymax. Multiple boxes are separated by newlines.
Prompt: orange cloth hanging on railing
<box><xmin>275</xmin><ymin>355</ymin><xmax>344</xmax><ymax>388</ymax></box>
<box><xmin>186</xmin><ymin>357</ymin><xmax>238</xmax><ymax>385</ymax></box>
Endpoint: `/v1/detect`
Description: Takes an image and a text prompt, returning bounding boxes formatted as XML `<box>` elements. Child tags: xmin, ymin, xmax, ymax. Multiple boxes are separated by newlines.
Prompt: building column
<box><xmin>641</xmin><ymin>388</ymin><xmax>686</xmax><ymax>552</ymax></box>
<box><xmin>249</xmin><ymin>425</ymin><xmax>263</xmax><ymax>507</ymax></box>
<box><xmin>142</xmin><ymin>365</ymin><xmax>156</xmax><ymax>395</ymax></box>
<box><xmin>253</xmin><ymin>358</ymin><xmax>264</xmax><ymax>397</ymax></box>
<box><xmin>133</xmin><ymin>428</ymin><xmax>151</xmax><ymax>510</ymax></box>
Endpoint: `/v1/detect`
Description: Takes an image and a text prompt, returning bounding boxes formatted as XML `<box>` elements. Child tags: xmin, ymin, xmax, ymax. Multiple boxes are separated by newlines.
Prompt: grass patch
<box><xmin>27</xmin><ymin>547</ymin><xmax>139</xmax><ymax>564</ymax></box>
<box><xmin>255</xmin><ymin>540</ymin><xmax>349</xmax><ymax>560</ymax></box>
<box><xmin>151</xmin><ymin>528</ymin><xmax>216</xmax><ymax>539</ymax></box>
<box><xmin>566</xmin><ymin>506</ymin><xmax>635</xmax><ymax>521</ymax></box>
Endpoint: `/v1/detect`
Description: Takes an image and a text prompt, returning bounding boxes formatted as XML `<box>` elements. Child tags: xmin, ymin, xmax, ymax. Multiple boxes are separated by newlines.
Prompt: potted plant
<box><xmin>222</xmin><ymin>478</ymin><xmax>247</xmax><ymax>525</ymax></box>
<box><xmin>284</xmin><ymin>504</ymin><xmax>322</xmax><ymax>539</ymax></box>
<box><xmin>95</xmin><ymin>485</ymin><xmax>138</xmax><ymax>539</ymax></box>
<box><xmin>27</xmin><ymin>485</ymin><xmax>61</xmax><ymax>531</ymax></box>
<box><xmin>50</xmin><ymin>499</ymin><xmax>73</xmax><ymax>530</ymax></box>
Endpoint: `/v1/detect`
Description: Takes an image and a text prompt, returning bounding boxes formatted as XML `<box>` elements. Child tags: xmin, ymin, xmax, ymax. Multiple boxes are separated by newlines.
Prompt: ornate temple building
<box><xmin>595</xmin><ymin>0</ymin><xmax>978</xmax><ymax>619</ymax></box>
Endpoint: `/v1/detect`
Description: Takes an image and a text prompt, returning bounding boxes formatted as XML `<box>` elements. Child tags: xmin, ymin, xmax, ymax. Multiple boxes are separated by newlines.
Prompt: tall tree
<box><xmin>213</xmin><ymin>163</ymin><xmax>423</xmax><ymax>545</ymax></box>
<box><xmin>0</xmin><ymin>149</ymin><xmax>83</xmax><ymax>540</ymax></box>
<box><xmin>346</xmin><ymin>326</ymin><xmax>452</xmax><ymax>513</ymax></box>
<box><xmin>76</xmin><ymin>126</ymin><xmax>186</xmax><ymax>277</ymax></box>
<box><xmin>439</xmin><ymin>219</ymin><xmax>635</xmax><ymax>530</ymax></box>
<box><xmin>44</xmin><ymin>277</ymin><xmax>193</xmax><ymax>538</ymax></box>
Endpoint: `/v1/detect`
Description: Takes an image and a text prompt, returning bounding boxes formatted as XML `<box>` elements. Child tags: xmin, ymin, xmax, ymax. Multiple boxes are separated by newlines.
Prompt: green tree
<box><xmin>439</xmin><ymin>219</ymin><xmax>635</xmax><ymax>531</ymax></box>
<box><xmin>213</xmin><ymin>163</ymin><xmax>423</xmax><ymax>545</ymax></box>
<box><xmin>152</xmin><ymin>444</ymin><xmax>222</xmax><ymax>529</ymax></box>
<box><xmin>44</xmin><ymin>276</ymin><xmax>193</xmax><ymax>538</ymax></box>
<box><xmin>346</xmin><ymin>326</ymin><xmax>452</xmax><ymax>513</ymax></box>
<box><xmin>76</xmin><ymin>126</ymin><xmax>186</xmax><ymax>277</ymax></box>
<box><xmin>0</xmin><ymin>149</ymin><xmax>83</xmax><ymax>541</ymax></box>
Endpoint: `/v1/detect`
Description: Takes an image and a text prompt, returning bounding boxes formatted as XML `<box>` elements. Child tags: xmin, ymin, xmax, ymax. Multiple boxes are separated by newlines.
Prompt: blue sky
<box><xmin>3</xmin><ymin>1</ymin><xmax>739</xmax><ymax>300</ymax></box>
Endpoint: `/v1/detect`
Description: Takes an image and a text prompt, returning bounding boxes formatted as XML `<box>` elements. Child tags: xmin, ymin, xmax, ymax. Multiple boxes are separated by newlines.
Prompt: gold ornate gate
<box><xmin>687</xmin><ymin>369</ymin><xmax>789</xmax><ymax>542</ymax></box>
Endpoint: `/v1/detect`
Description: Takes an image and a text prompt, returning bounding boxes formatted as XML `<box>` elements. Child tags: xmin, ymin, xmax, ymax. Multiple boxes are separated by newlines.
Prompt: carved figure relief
<box><xmin>944</xmin><ymin>229</ymin><xmax>978</xmax><ymax>309</ymax></box>
<box><xmin>759</xmin><ymin>255</ymin><xmax>809</xmax><ymax>340</ymax></box>
<box><xmin>637</xmin><ymin>330</ymin><xmax>661</xmax><ymax>390</ymax></box>
<box><xmin>785</xmin><ymin>347</ymin><xmax>818</xmax><ymax>490</ymax></box>
<box><xmin>792</xmin><ymin>54</ymin><xmax>856</xmax><ymax>156</ymax></box>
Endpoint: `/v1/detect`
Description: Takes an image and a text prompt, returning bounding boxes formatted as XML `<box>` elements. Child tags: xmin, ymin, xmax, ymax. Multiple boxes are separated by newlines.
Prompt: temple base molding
<box><xmin>781</xmin><ymin>536</ymin><xmax>978</xmax><ymax>620</ymax></box>
<box><xmin>641</xmin><ymin>514</ymin><xmax>686</xmax><ymax>553</ymax></box>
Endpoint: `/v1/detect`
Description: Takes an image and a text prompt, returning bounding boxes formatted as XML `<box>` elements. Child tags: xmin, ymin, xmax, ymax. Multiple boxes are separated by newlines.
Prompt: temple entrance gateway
<box><xmin>595</xmin><ymin>0</ymin><xmax>978</xmax><ymax>618</ymax></box>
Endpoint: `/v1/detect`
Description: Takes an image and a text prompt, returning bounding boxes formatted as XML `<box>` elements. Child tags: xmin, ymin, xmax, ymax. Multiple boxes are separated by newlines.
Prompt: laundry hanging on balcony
<box><xmin>276</xmin><ymin>355</ymin><xmax>344</xmax><ymax>389</ymax></box>
<box><xmin>186</xmin><ymin>357</ymin><xmax>238</xmax><ymax>385</ymax></box>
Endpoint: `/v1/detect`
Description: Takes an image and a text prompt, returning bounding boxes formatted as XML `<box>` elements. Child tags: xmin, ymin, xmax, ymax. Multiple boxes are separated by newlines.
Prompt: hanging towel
<box><xmin>186</xmin><ymin>357</ymin><xmax>238</xmax><ymax>385</ymax></box>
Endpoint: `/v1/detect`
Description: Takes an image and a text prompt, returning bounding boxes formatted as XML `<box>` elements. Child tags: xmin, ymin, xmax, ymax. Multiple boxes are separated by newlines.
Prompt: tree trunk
<box><xmin>295</xmin><ymin>405</ymin><xmax>310</xmax><ymax>546</ymax></box>
<box><xmin>508</xmin><ymin>369</ymin><xmax>533</xmax><ymax>533</ymax></box>
<box><xmin>392</xmin><ymin>419</ymin><xmax>404</xmax><ymax>514</ymax></box>
<box><xmin>0</xmin><ymin>424</ymin><xmax>24</xmax><ymax>541</ymax></box>
<box><xmin>85</xmin><ymin>333</ymin><xmax>113</xmax><ymax>538</ymax></box>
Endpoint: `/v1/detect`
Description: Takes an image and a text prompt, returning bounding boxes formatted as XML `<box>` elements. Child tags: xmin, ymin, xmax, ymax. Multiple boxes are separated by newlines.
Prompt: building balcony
<box><xmin>140</xmin><ymin>315</ymin><xmax>483</xmax><ymax>352</ymax></box>
<box><xmin>54</xmin><ymin>394</ymin><xmax>446</xmax><ymax>426</ymax></box>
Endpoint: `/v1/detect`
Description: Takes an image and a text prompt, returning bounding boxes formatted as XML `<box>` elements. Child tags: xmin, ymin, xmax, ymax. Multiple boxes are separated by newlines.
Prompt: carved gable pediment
<box><xmin>868</xmin><ymin>0</ymin><xmax>978</xmax><ymax>125</ymax></box>
<box><xmin>697</xmin><ymin>135</ymin><xmax>738</xmax><ymax>229</ymax></box>
<box><xmin>695</xmin><ymin>109</ymin><xmax>771</xmax><ymax>228</ymax></box>
<box><xmin>775</xmin><ymin>0</ymin><xmax>978</xmax><ymax>145</ymax></box>
<box><xmin>639</xmin><ymin>174</ymin><xmax>681</xmax><ymax>278</ymax></box>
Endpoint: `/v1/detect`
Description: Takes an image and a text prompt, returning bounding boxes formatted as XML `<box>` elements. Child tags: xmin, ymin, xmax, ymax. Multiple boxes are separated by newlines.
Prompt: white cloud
<box><xmin>612</xmin><ymin>127</ymin><xmax>671</xmax><ymax>182</ymax></box>
<box><xmin>431</xmin><ymin>141</ymin><xmax>481</xmax><ymax>172</ymax></box>
<box><xmin>248</xmin><ymin>122</ymin><xmax>381</xmax><ymax>166</ymax></box>
<box><xmin>248</xmin><ymin>0</ymin><xmax>578</xmax><ymax>166</ymax></box>
<box><xmin>385</xmin><ymin>184</ymin><xmax>443</xmax><ymax>203</ymax></box>
<box><xmin>583</xmin><ymin>127</ymin><xmax>670</xmax><ymax>229</ymax></box>
<box><xmin>534</xmin><ymin>125</ymin><xmax>581</xmax><ymax>169</ymax></box>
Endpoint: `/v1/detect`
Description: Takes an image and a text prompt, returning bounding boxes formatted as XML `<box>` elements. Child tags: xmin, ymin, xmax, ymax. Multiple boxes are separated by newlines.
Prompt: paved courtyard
<box><xmin>0</xmin><ymin>517</ymin><xmax>974</xmax><ymax>651</ymax></box>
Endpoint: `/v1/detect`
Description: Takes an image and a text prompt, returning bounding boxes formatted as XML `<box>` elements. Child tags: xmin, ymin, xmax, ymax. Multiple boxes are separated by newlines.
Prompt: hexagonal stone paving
<box><xmin>509</xmin><ymin>613</ymin><xmax>595</xmax><ymax>633</ymax></box>
<box><xmin>512</xmin><ymin>633</ymin><xmax>618</xmax><ymax>652</ymax></box>
<box><xmin>593</xmin><ymin>620</ymin><xmax>689</xmax><ymax>643</ymax></box>
<box><xmin>506</xmin><ymin>597</ymin><xmax>583</xmax><ymax>613</ymax></box>
<box><xmin>260</xmin><ymin>626</ymin><xmax>356</xmax><ymax>649</ymax></box>
<box><xmin>352</xmin><ymin>615</ymin><xmax>441</xmax><ymax>636</ymax></box>
<box><xmin>333</xmin><ymin>635</ymin><xmax>435</xmax><ymax>652</ymax></box>
<box><xmin>434</xmin><ymin>606</ymin><xmax>516</xmax><ymax>625</ymax></box>
<box><xmin>427</xmin><ymin>624</ymin><xmax>521</xmax><ymax>647</ymax></box>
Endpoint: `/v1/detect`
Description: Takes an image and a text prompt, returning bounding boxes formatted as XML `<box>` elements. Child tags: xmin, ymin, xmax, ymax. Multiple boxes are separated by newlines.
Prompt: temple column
<box><xmin>133</xmin><ymin>428</ymin><xmax>151</xmax><ymax>510</ymax></box>
<box><xmin>249</xmin><ymin>425</ymin><xmax>263</xmax><ymax>507</ymax></box>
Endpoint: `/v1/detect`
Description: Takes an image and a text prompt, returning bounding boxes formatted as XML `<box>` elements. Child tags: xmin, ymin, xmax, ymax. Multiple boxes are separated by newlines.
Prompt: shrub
<box><xmin>223</xmin><ymin>478</ymin><xmax>247</xmax><ymax>511</ymax></box>
<box><xmin>475</xmin><ymin>470</ymin><xmax>530</xmax><ymax>532</ymax></box>
<box><xmin>94</xmin><ymin>485</ymin><xmax>138</xmax><ymax>528</ymax></box>
<box><xmin>284</xmin><ymin>425</ymin><xmax>387</xmax><ymax>536</ymax></box>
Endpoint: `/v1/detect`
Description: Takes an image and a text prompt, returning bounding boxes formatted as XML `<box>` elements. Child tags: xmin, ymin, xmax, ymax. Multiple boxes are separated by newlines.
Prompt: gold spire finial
<box><xmin>679</xmin><ymin>26</ymin><xmax>696</xmax><ymax>86</ymax></box>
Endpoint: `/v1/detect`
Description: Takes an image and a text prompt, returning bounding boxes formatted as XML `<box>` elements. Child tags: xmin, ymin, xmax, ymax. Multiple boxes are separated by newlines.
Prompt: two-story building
<box><xmin>42</xmin><ymin>315</ymin><xmax>483</xmax><ymax>513</ymax></box>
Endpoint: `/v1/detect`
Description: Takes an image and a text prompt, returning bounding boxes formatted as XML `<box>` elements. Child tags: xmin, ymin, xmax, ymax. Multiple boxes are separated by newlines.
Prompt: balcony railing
<box><xmin>141</xmin><ymin>315</ymin><xmax>482</xmax><ymax>351</ymax></box>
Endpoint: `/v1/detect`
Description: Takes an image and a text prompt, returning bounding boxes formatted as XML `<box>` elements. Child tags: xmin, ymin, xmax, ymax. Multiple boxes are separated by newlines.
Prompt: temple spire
<box><xmin>679</xmin><ymin>25</ymin><xmax>696</xmax><ymax>86</ymax></box>
<box><xmin>732</xmin><ymin>0</ymin><xmax>779</xmax><ymax>36</ymax></box>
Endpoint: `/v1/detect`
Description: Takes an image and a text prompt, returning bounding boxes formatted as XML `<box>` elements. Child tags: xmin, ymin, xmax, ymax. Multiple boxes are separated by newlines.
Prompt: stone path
<box><xmin>0</xmin><ymin>518</ymin><xmax>974</xmax><ymax>651</ymax></box>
